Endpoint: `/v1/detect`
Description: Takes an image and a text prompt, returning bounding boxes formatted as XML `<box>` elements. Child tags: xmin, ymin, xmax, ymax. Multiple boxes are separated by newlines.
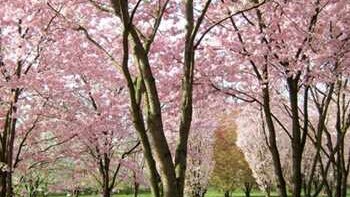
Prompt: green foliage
<box><xmin>210</xmin><ymin>118</ymin><xmax>255</xmax><ymax>193</ymax></box>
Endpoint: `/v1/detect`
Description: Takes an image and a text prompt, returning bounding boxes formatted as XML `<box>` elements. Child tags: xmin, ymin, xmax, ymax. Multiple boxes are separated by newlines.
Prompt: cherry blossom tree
<box><xmin>237</xmin><ymin>107</ymin><xmax>286</xmax><ymax>196</ymax></box>
<box><xmin>33</xmin><ymin>52</ymin><xmax>145</xmax><ymax>197</ymax></box>
<box><xmin>0</xmin><ymin>2</ymin><xmax>72</xmax><ymax>196</ymax></box>
<box><xmin>42</xmin><ymin>1</ymin><xmax>234</xmax><ymax>197</ymax></box>
<box><xmin>184</xmin><ymin>109</ymin><xmax>217</xmax><ymax>197</ymax></box>
<box><xmin>1</xmin><ymin>2</ymin><xmax>141</xmax><ymax>197</ymax></box>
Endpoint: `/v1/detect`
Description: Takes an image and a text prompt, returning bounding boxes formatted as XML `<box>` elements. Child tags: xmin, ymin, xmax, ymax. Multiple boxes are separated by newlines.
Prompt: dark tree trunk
<box><xmin>0</xmin><ymin>172</ymin><xmax>13</xmax><ymax>197</ymax></box>
<box><xmin>243</xmin><ymin>182</ymin><xmax>253</xmax><ymax>197</ymax></box>
<box><xmin>244</xmin><ymin>190</ymin><xmax>251</xmax><ymax>197</ymax></box>
<box><xmin>133</xmin><ymin>181</ymin><xmax>139</xmax><ymax>197</ymax></box>
<box><xmin>261</xmin><ymin>83</ymin><xmax>288</xmax><ymax>197</ymax></box>
<box><xmin>265</xmin><ymin>189</ymin><xmax>271</xmax><ymax>197</ymax></box>
<box><xmin>287</xmin><ymin>77</ymin><xmax>303</xmax><ymax>197</ymax></box>
<box><xmin>224</xmin><ymin>190</ymin><xmax>230</xmax><ymax>197</ymax></box>
<box><xmin>102</xmin><ymin>187</ymin><xmax>111</xmax><ymax>197</ymax></box>
<box><xmin>264</xmin><ymin>184</ymin><xmax>272</xmax><ymax>197</ymax></box>
<box><xmin>5</xmin><ymin>173</ymin><xmax>12</xmax><ymax>197</ymax></box>
<box><xmin>0</xmin><ymin>172</ymin><xmax>6</xmax><ymax>197</ymax></box>
<box><xmin>73</xmin><ymin>189</ymin><xmax>80</xmax><ymax>197</ymax></box>
<box><xmin>201</xmin><ymin>188</ymin><xmax>207</xmax><ymax>197</ymax></box>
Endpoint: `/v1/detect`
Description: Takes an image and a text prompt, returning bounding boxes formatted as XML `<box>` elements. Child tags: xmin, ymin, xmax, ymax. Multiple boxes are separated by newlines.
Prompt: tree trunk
<box><xmin>0</xmin><ymin>172</ymin><xmax>6</xmax><ymax>197</ymax></box>
<box><xmin>224</xmin><ymin>190</ymin><xmax>230</xmax><ymax>197</ymax></box>
<box><xmin>5</xmin><ymin>173</ymin><xmax>12</xmax><ymax>197</ymax></box>
<box><xmin>133</xmin><ymin>181</ymin><xmax>139</xmax><ymax>197</ymax></box>
<box><xmin>287</xmin><ymin>77</ymin><xmax>303</xmax><ymax>197</ymax></box>
<box><xmin>102</xmin><ymin>186</ymin><xmax>110</xmax><ymax>197</ymax></box>
<box><xmin>110</xmin><ymin>1</ymin><xmax>209</xmax><ymax>197</ymax></box>
<box><xmin>243</xmin><ymin>182</ymin><xmax>253</xmax><ymax>197</ymax></box>
<box><xmin>102</xmin><ymin>155</ymin><xmax>111</xmax><ymax>197</ymax></box>
<box><xmin>3</xmin><ymin>90</ymin><xmax>19</xmax><ymax>197</ymax></box>
<box><xmin>262</xmin><ymin>84</ymin><xmax>288</xmax><ymax>197</ymax></box>
<box><xmin>174</xmin><ymin>1</ymin><xmax>195</xmax><ymax>197</ymax></box>
<box><xmin>0</xmin><ymin>166</ymin><xmax>12</xmax><ymax>197</ymax></box>
<box><xmin>202</xmin><ymin>189</ymin><xmax>207</xmax><ymax>197</ymax></box>
<box><xmin>126</xmin><ymin>12</ymin><xmax>179</xmax><ymax>197</ymax></box>
<box><xmin>340</xmin><ymin>174</ymin><xmax>347</xmax><ymax>197</ymax></box>
<box><xmin>117</xmin><ymin>10</ymin><xmax>161</xmax><ymax>197</ymax></box>
<box><xmin>73</xmin><ymin>189</ymin><xmax>80</xmax><ymax>197</ymax></box>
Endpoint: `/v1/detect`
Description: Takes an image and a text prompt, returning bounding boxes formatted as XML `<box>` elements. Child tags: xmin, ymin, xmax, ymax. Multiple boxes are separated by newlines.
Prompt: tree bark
<box><xmin>116</xmin><ymin>7</ymin><xmax>162</xmax><ymax>197</ymax></box>
<box><xmin>174</xmin><ymin>1</ymin><xmax>194</xmax><ymax>197</ymax></box>
<box><xmin>0</xmin><ymin>90</ymin><xmax>20</xmax><ymax>197</ymax></box>
<box><xmin>261</xmin><ymin>84</ymin><xmax>288</xmax><ymax>197</ymax></box>
<box><xmin>287</xmin><ymin>77</ymin><xmax>303</xmax><ymax>197</ymax></box>
<box><xmin>123</xmin><ymin>9</ymin><xmax>179</xmax><ymax>197</ymax></box>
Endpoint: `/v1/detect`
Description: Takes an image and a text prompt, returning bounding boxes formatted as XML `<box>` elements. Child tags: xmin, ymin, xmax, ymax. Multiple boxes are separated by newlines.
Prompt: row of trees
<box><xmin>214</xmin><ymin>1</ymin><xmax>350</xmax><ymax>197</ymax></box>
<box><xmin>1</xmin><ymin>0</ymin><xmax>349</xmax><ymax>197</ymax></box>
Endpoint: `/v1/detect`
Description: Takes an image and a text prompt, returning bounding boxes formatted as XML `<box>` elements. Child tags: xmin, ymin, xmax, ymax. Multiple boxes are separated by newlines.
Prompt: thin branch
<box><xmin>194</xmin><ymin>0</ymin><xmax>267</xmax><ymax>49</ymax></box>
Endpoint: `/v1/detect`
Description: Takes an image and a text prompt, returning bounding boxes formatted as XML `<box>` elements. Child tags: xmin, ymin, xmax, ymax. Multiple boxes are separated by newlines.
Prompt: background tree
<box><xmin>236</xmin><ymin>103</ymin><xmax>350</xmax><ymax>197</ymax></box>
<box><xmin>211</xmin><ymin>116</ymin><xmax>255</xmax><ymax>197</ymax></box>
<box><xmin>184</xmin><ymin>109</ymin><xmax>217</xmax><ymax>197</ymax></box>
<box><xmin>0</xmin><ymin>2</ymin><xmax>75</xmax><ymax>196</ymax></box>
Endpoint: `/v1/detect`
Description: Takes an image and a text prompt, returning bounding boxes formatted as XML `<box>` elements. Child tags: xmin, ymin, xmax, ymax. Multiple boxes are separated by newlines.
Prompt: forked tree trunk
<box><xmin>109</xmin><ymin>1</ymin><xmax>211</xmax><ymax>197</ymax></box>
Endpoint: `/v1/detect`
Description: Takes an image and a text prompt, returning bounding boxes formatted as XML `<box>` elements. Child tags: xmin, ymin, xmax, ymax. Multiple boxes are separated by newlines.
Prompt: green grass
<box><xmin>211</xmin><ymin>190</ymin><xmax>284</xmax><ymax>197</ymax></box>
<box><xmin>49</xmin><ymin>194</ymin><xmax>152</xmax><ymax>197</ymax></box>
